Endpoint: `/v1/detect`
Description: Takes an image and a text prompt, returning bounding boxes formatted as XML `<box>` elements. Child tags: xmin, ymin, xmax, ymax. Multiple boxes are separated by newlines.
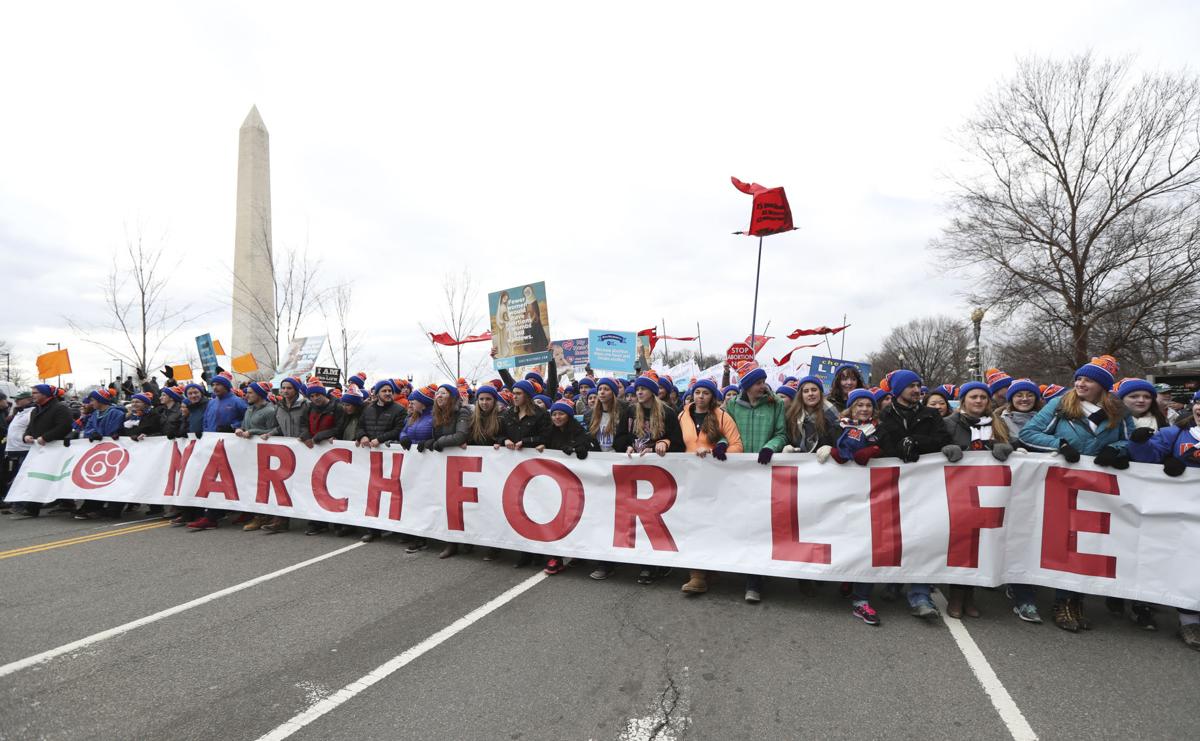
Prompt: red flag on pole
<box><xmin>731</xmin><ymin>177</ymin><xmax>795</xmax><ymax>237</ymax></box>
<box><xmin>772</xmin><ymin>342</ymin><xmax>822</xmax><ymax>366</ymax></box>
<box><xmin>786</xmin><ymin>324</ymin><xmax>850</xmax><ymax>339</ymax></box>
<box><xmin>428</xmin><ymin>331</ymin><xmax>493</xmax><ymax>346</ymax></box>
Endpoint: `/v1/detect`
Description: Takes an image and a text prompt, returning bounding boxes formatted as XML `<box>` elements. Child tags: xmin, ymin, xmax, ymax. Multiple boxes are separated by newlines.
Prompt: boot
<box><xmin>439</xmin><ymin>543</ymin><xmax>459</xmax><ymax>559</ymax></box>
<box><xmin>947</xmin><ymin>586</ymin><xmax>966</xmax><ymax>619</ymax></box>
<box><xmin>262</xmin><ymin>516</ymin><xmax>290</xmax><ymax>534</ymax></box>
<box><xmin>681</xmin><ymin>571</ymin><xmax>708</xmax><ymax>595</ymax></box>
<box><xmin>243</xmin><ymin>514</ymin><xmax>268</xmax><ymax>532</ymax></box>
<box><xmin>1053</xmin><ymin>600</ymin><xmax>1080</xmax><ymax>632</ymax></box>
<box><xmin>963</xmin><ymin>587</ymin><xmax>981</xmax><ymax>618</ymax></box>
<box><xmin>1072</xmin><ymin>597</ymin><xmax>1093</xmax><ymax>630</ymax></box>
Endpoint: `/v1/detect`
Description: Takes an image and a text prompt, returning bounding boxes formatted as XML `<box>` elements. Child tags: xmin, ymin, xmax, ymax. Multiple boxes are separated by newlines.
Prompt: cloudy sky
<box><xmin>2</xmin><ymin>1</ymin><xmax>1196</xmax><ymax>389</ymax></box>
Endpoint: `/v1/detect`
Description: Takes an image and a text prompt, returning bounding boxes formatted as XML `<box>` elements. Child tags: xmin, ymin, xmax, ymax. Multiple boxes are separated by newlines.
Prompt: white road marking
<box><xmin>933</xmin><ymin>592</ymin><xmax>1038</xmax><ymax>741</ymax></box>
<box><xmin>256</xmin><ymin>571</ymin><xmax>549</xmax><ymax>741</ymax></box>
<box><xmin>0</xmin><ymin>542</ymin><xmax>365</xmax><ymax>678</ymax></box>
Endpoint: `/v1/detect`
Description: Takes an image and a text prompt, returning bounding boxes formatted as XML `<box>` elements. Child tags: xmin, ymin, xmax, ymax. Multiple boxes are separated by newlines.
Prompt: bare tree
<box><xmin>867</xmin><ymin>316</ymin><xmax>973</xmax><ymax>385</ymax></box>
<box><xmin>418</xmin><ymin>269</ymin><xmax>488</xmax><ymax>381</ymax></box>
<box><xmin>227</xmin><ymin>222</ymin><xmax>326</xmax><ymax>373</ymax></box>
<box><xmin>322</xmin><ymin>282</ymin><xmax>363</xmax><ymax>385</ymax></box>
<box><xmin>0</xmin><ymin>340</ymin><xmax>31</xmax><ymax>386</ymax></box>
<box><xmin>67</xmin><ymin>230</ymin><xmax>191</xmax><ymax>380</ymax></box>
<box><xmin>936</xmin><ymin>53</ymin><xmax>1200</xmax><ymax>369</ymax></box>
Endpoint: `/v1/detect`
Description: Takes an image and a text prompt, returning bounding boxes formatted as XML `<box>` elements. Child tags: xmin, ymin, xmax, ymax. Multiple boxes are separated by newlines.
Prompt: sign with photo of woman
<box><xmin>488</xmin><ymin>281</ymin><xmax>552</xmax><ymax>370</ymax></box>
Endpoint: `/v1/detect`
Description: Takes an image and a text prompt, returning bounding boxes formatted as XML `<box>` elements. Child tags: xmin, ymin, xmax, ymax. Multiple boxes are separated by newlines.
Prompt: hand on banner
<box><xmin>852</xmin><ymin>445</ymin><xmax>880</xmax><ymax>466</ymax></box>
<box><xmin>654</xmin><ymin>441</ymin><xmax>668</xmax><ymax>457</ymax></box>
<box><xmin>431</xmin><ymin>440</ymin><xmax>444</xmax><ymax>452</ymax></box>
<box><xmin>782</xmin><ymin>445</ymin><xmax>797</xmax><ymax>454</ymax></box>
<box><xmin>941</xmin><ymin>444</ymin><xmax>964</xmax><ymax>462</ymax></box>
<box><xmin>1164</xmin><ymin>456</ymin><xmax>1186</xmax><ymax>477</ymax></box>
<box><xmin>713</xmin><ymin>441</ymin><xmax>728</xmax><ymax>461</ymax></box>
<box><xmin>535</xmin><ymin>444</ymin><xmax>546</xmax><ymax>453</ymax></box>
<box><xmin>757</xmin><ymin>448</ymin><xmax>774</xmax><ymax>465</ymax></box>
<box><xmin>23</xmin><ymin>435</ymin><xmax>33</xmax><ymax>444</ymax></box>
<box><xmin>136</xmin><ymin>434</ymin><xmax>147</xmax><ymax>442</ymax></box>
<box><xmin>1094</xmin><ymin>445</ymin><xmax>1130</xmax><ymax>469</ymax></box>
<box><xmin>1057</xmin><ymin>439</ymin><xmax>1081</xmax><ymax>462</ymax></box>
<box><xmin>991</xmin><ymin>443</ymin><xmax>1014</xmax><ymax>462</ymax></box>
<box><xmin>302</xmin><ymin>438</ymin><xmax>314</xmax><ymax>449</ymax></box>
<box><xmin>235</xmin><ymin>429</ymin><xmax>248</xmax><ymax>438</ymax></box>
<box><xmin>417</xmin><ymin>440</ymin><xmax>429</xmax><ymax>452</ymax></box>
<box><xmin>815</xmin><ymin>445</ymin><xmax>832</xmax><ymax>463</ymax></box>
<box><xmin>900</xmin><ymin>438</ymin><xmax>920</xmax><ymax>463</ymax></box>
<box><xmin>505</xmin><ymin>439</ymin><xmax>517</xmax><ymax>450</ymax></box>
<box><xmin>88</xmin><ymin>432</ymin><xmax>102</xmax><ymax>443</ymax></box>
<box><xmin>399</xmin><ymin>439</ymin><xmax>412</xmax><ymax>450</ymax></box>
<box><xmin>575</xmin><ymin>446</ymin><xmax>588</xmax><ymax>460</ymax></box>
<box><xmin>695</xmin><ymin>447</ymin><xmax>711</xmax><ymax>458</ymax></box>
<box><xmin>260</xmin><ymin>433</ymin><xmax>270</xmax><ymax>441</ymax></box>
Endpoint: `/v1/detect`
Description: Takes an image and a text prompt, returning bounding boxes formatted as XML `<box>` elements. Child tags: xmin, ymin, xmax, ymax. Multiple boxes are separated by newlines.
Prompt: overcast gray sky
<box><xmin>2</xmin><ymin>1</ymin><xmax>1197</xmax><ymax>388</ymax></box>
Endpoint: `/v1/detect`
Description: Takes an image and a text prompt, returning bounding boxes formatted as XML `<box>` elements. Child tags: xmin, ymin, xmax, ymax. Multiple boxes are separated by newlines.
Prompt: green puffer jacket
<box><xmin>725</xmin><ymin>391</ymin><xmax>787</xmax><ymax>452</ymax></box>
<box><xmin>239</xmin><ymin>402</ymin><xmax>278</xmax><ymax>435</ymax></box>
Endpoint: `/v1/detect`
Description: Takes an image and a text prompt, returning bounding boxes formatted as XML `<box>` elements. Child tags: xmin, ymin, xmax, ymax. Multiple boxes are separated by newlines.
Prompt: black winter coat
<box><xmin>430</xmin><ymin>404</ymin><xmax>471</xmax><ymax>449</ymax></box>
<box><xmin>25</xmin><ymin>398</ymin><xmax>74</xmax><ymax>442</ymax></box>
<box><xmin>623</xmin><ymin>402</ymin><xmax>685</xmax><ymax>453</ymax></box>
<box><xmin>497</xmin><ymin>406</ymin><xmax>550</xmax><ymax>447</ymax></box>
<box><xmin>878</xmin><ymin>401</ymin><xmax>952</xmax><ymax>459</ymax></box>
<box><xmin>545</xmin><ymin>417</ymin><xmax>589</xmax><ymax>455</ymax></box>
<box><xmin>359</xmin><ymin>401</ymin><xmax>405</xmax><ymax>443</ymax></box>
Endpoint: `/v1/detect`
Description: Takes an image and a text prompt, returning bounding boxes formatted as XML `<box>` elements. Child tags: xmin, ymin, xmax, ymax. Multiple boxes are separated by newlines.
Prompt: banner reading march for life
<box><xmin>10</xmin><ymin>437</ymin><xmax>1200</xmax><ymax>609</ymax></box>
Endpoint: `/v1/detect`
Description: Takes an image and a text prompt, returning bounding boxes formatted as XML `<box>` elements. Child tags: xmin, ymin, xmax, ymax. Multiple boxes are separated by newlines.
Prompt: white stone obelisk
<box><xmin>230</xmin><ymin>105</ymin><xmax>277</xmax><ymax>380</ymax></box>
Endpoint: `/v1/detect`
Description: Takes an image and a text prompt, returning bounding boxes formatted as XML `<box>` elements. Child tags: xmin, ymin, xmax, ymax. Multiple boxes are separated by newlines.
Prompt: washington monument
<box><xmin>230</xmin><ymin>105</ymin><xmax>277</xmax><ymax>379</ymax></box>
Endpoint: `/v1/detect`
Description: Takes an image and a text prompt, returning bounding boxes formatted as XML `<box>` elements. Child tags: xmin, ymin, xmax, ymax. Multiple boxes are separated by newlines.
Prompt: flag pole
<box><xmin>661</xmin><ymin>317</ymin><xmax>669</xmax><ymax>365</ymax></box>
<box><xmin>840</xmin><ymin>313</ymin><xmax>847</xmax><ymax>358</ymax></box>
<box><xmin>750</xmin><ymin>235</ymin><xmax>763</xmax><ymax>352</ymax></box>
<box><xmin>696</xmin><ymin>322</ymin><xmax>703</xmax><ymax>362</ymax></box>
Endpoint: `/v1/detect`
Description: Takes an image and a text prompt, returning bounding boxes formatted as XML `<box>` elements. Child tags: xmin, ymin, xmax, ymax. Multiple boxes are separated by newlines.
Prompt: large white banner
<box><xmin>9</xmin><ymin>436</ymin><xmax>1200</xmax><ymax>609</ymax></box>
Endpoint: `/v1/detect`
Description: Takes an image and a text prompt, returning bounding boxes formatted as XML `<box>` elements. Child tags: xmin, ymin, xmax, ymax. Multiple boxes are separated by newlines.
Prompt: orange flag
<box><xmin>231</xmin><ymin>353</ymin><xmax>258</xmax><ymax>374</ymax></box>
<box><xmin>36</xmin><ymin>349</ymin><xmax>72</xmax><ymax>379</ymax></box>
<box><xmin>213</xmin><ymin>339</ymin><xmax>227</xmax><ymax>355</ymax></box>
<box><xmin>171</xmin><ymin>364</ymin><xmax>194</xmax><ymax>381</ymax></box>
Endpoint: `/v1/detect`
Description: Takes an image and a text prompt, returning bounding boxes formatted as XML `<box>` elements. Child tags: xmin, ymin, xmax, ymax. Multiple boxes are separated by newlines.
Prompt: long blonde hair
<box><xmin>633</xmin><ymin>395</ymin><xmax>666</xmax><ymax>440</ymax></box>
<box><xmin>1058</xmin><ymin>388</ymin><xmax>1125</xmax><ymax>430</ymax></box>
<box><xmin>785</xmin><ymin>383</ymin><xmax>829</xmax><ymax>441</ymax></box>
<box><xmin>469</xmin><ymin>401</ymin><xmax>501</xmax><ymax>443</ymax></box>
<box><xmin>588</xmin><ymin>392</ymin><xmax>620</xmax><ymax>438</ymax></box>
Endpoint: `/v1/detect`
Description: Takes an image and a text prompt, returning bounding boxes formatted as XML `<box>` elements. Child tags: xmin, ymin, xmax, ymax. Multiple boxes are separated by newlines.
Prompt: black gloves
<box><xmin>713</xmin><ymin>441</ymin><xmax>728</xmax><ymax>461</ymax></box>
<box><xmin>757</xmin><ymin>448</ymin><xmax>774</xmax><ymax>465</ymax></box>
<box><xmin>416</xmin><ymin>440</ymin><xmax>429</xmax><ymax>452</ymax></box>
<box><xmin>575</xmin><ymin>446</ymin><xmax>588</xmax><ymax>460</ymax></box>
<box><xmin>88</xmin><ymin>432</ymin><xmax>102</xmax><ymax>442</ymax></box>
<box><xmin>62</xmin><ymin>438</ymin><xmax>70</xmax><ymax>447</ymax></box>
<box><xmin>1130</xmin><ymin>427</ymin><xmax>1154</xmax><ymax>444</ymax></box>
<box><xmin>399</xmin><ymin>438</ymin><xmax>412</xmax><ymax>450</ymax></box>
<box><xmin>1164</xmin><ymin>456</ymin><xmax>1186</xmax><ymax>477</ymax></box>
<box><xmin>195</xmin><ymin>430</ymin><xmax>203</xmax><ymax>439</ymax></box>
<box><xmin>431</xmin><ymin>440</ymin><xmax>444</xmax><ymax>452</ymax></box>
<box><xmin>1093</xmin><ymin>445</ymin><xmax>1129</xmax><ymax>469</ymax></box>
<box><xmin>900</xmin><ymin>437</ymin><xmax>920</xmax><ymax>463</ymax></box>
<box><xmin>1058</xmin><ymin>439</ymin><xmax>1080</xmax><ymax>463</ymax></box>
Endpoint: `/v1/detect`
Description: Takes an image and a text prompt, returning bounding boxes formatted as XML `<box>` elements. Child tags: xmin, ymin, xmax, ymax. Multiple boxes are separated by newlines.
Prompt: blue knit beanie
<box><xmin>513</xmin><ymin>380</ymin><xmax>537</xmax><ymax>398</ymax></box>
<box><xmin>797</xmin><ymin>375</ymin><xmax>825</xmax><ymax>395</ymax></box>
<box><xmin>690</xmin><ymin>379</ymin><xmax>720</xmax><ymax>399</ymax></box>
<box><xmin>1115</xmin><ymin>378</ymin><xmax>1156</xmax><ymax>399</ymax></box>
<box><xmin>847</xmin><ymin>388</ymin><xmax>876</xmax><ymax>408</ymax></box>
<box><xmin>739</xmin><ymin>367</ymin><xmax>767</xmax><ymax>391</ymax></box>
<box><xmin>633</xmin><ymin>376</ymin><xmax>660</xmax><ymax>396</ymax></box>
<box><xmin>1074</xmin><ymin>355</ymin><xmax>1118</xmax><ymax>391</ymax></box>
<box><xmin>1005</xmin><ymin>378</ymin><xmax>1042</xmax><ymax>402</ymax></box>
<box><xmin>549</xmin><ymin>401</ymin><xmax>575</xmax><ymax>416</ymax></box>
<box><xmin>957</xmin><ymin>381</ymin><xmax>990</xmax><ymax>401</ymax></box>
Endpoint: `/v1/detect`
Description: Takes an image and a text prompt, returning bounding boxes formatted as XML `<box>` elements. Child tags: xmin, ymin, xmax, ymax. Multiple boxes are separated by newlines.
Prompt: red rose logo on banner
<box><xmin>72</xmin><ymin>443</ymin><xmax>130</xmax><ymax>489</ymax></box>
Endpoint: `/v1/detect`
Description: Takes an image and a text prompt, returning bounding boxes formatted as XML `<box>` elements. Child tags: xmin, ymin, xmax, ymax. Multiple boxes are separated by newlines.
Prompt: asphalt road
<box><xmin>1</xmin><ymin>511</ymin><xmax>1197</xmax><ymax>740</ymax></box>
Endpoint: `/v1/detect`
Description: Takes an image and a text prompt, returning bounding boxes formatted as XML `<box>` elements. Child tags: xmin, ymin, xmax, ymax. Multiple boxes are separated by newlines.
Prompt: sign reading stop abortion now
<box><xmin>11</xmin><ymin>436</ymin><xmax>1200</xmax><ymax>609</ymax></box>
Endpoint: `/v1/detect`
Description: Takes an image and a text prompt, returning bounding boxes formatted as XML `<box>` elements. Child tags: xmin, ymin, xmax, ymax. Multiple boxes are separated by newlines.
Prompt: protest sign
<box><xmin>314</xmin><ymin>367</ymin><xmax>341</xmax><ymax>387</ymax></box>
<box><xmin>489</xmin><ymin>282</ymin><xmax>552</xmax><ymax>370</ymax></box>
<box><xmin>195</xmin><ymin>334</ymin><xmax>219</xmax><ymax>376</ymax></box>
<box><xmin>809</xmin><ymin>355</ymin><xmax>872</xmax><ymax>389</ymax></box>
<box><xmin>12</xmin><ymin>438</ymin><xmax>1200</xmax><ymax>610</ymax></box>
<box><xmin>275</xmin><ymin>336</ymin><xmax>325</xmax><ymax>382</ymax></box>
<box><xmin>551</xmin><ymin>338</ymin><xmax>589</xmax><ymax>374</ymax></box>
<box><xmin>588</xmin><ymin>330</ymin><xmax>637</xmax><ymax>374</ymax></box>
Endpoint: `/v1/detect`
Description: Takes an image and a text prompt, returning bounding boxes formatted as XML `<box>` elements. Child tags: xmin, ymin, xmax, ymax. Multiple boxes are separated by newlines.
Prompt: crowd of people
<box><xmin>2</xmin><ymin>352</ymin><xmax>1198</xmax><ymax>651</ymax></box>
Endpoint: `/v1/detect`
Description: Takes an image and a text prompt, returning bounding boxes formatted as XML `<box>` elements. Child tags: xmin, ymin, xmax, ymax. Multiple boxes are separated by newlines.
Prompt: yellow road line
<box><xmin>0</xmin><ymin>521</ymin><xmax>171</xmax><ymax>560</ymax></box>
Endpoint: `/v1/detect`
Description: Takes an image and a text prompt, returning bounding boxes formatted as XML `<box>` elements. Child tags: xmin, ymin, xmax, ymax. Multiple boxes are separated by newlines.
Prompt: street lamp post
<box><xmin>47</xmin><ymin>342</ymin><xmax>61</xmax><ymax>387</ymax></box>
<box><xmin>2</xmin><ymin>352</ymin><xmax>9</xmax><ymax>382</ymax></box>
<box><xmin>970</xmin><ymin>308</ymin><xmax>986</xmax><ymax>382</ymax></box>
<box><xmin>104</xmin><ymin>368</ymin><xmax>112</xmax><ymax>385</ymax></box>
